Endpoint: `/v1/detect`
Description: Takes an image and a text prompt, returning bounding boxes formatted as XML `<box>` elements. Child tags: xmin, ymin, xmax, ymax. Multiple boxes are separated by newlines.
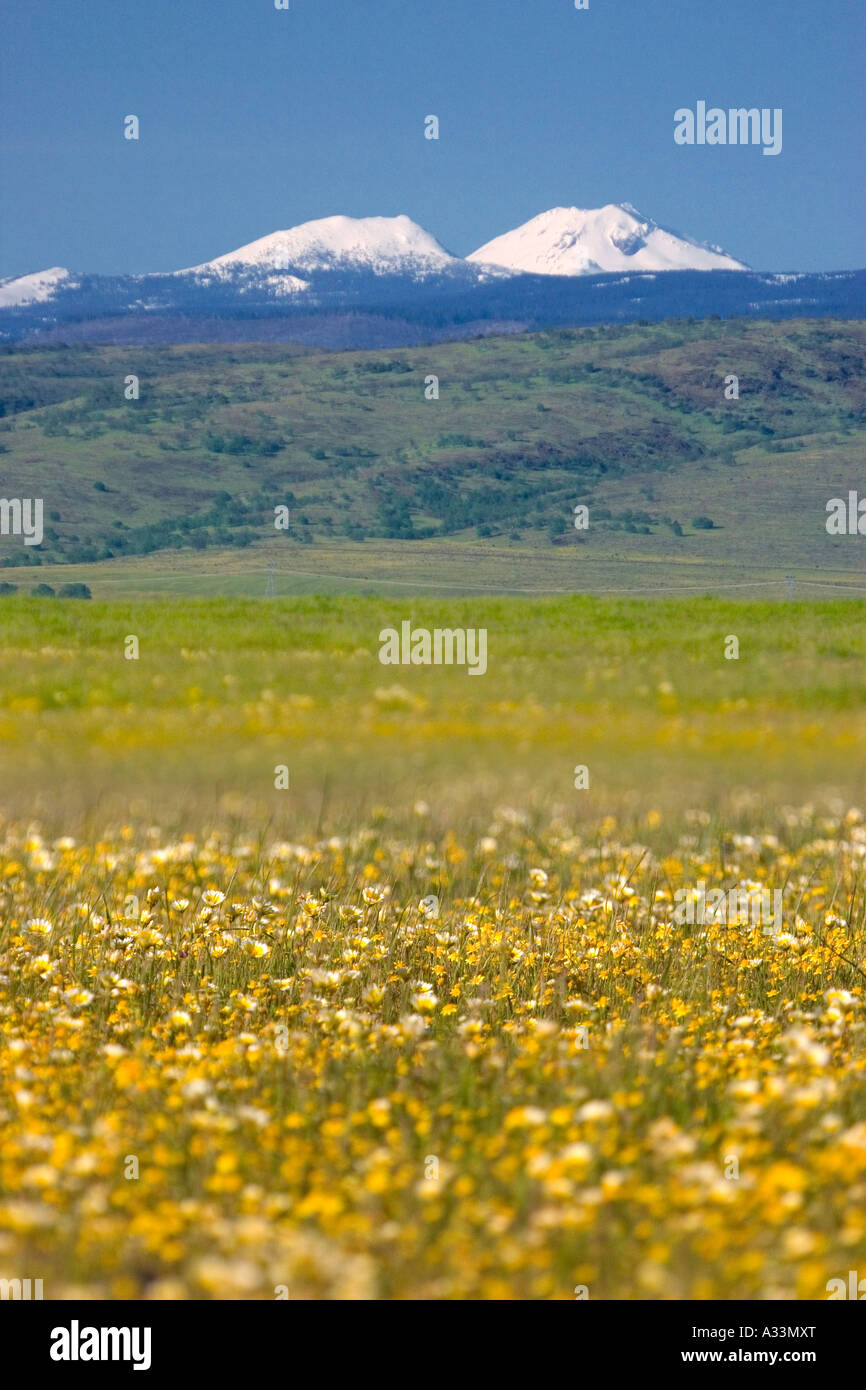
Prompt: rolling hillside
<box><xmin>0</xmin><ymin>316</ymin><xmax>864</xmax><ymax>595</ymax></box>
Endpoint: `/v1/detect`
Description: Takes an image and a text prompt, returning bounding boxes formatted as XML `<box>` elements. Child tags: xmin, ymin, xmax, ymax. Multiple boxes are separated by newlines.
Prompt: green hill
<box><xmin>1</xmin><ymin>317</ymin><xmax>864</xmax><ymax>595</ymax></box>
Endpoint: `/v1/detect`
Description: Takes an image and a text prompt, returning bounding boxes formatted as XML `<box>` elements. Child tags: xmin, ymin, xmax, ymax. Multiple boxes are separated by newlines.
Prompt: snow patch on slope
<box><xmin>0</xmin><ymin>267</ymin><xmax>73</xmax><ymax>308</ymax></box>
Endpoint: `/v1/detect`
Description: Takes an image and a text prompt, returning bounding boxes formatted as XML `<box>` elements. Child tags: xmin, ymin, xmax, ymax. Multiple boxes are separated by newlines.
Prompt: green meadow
<box><xmin>1</xmin><ymin>595</ymin><xmax>864</xmax><ymax>836</ymax></box>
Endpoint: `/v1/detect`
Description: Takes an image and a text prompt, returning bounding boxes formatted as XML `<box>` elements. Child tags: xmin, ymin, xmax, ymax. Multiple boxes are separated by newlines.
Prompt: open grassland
<box><xmin>1</xmin><ymin>597</ymin><xmax>866</xmax><ymax>1298</ymax></box>
<box><xmin>3</xmin><ymin>536</ymin><xmax>866</xmax><ymax>601</ymax></box>
<box><xmin>1</xmin><ymin>595</ymin><xmax>865</xmax><ymax>821</ymax></box>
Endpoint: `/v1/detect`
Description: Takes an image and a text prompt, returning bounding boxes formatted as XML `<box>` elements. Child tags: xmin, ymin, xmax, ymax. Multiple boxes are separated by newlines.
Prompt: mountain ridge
<box><xmin>0</xmin><ymin>205</ymin><xmax>862</xmax><ymax>348</ymax></box>
<box><xmin>1</xmin><ymin>203</ymin><xmax>746</xmax><ymax>303</ymax></box>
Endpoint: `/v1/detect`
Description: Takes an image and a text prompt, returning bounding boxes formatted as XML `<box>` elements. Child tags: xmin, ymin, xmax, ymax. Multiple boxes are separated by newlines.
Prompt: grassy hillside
<box><xmin>0</xmin><ymin>318</ymin><xmax>864</xmax><ymax>594</ymax></box>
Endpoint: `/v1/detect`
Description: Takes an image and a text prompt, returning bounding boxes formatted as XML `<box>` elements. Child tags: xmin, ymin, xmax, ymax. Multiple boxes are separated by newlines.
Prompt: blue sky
<box><xmin>1</xmin><ymin>0</ymin><xmax>863</xmax><ymax>278</ymax></box>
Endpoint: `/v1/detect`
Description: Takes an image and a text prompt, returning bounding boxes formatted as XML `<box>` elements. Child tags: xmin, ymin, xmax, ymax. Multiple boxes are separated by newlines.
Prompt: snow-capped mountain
<box><xmin>468</xmin><ymin>204</ymin><xmax>748</xmax><ymax>276</ymax></box>
<box><xmin>0</xmin><ymin>266</ymin><xmax>74</xmax><ymax>308</ymax></box>
<box><xmin>180</xmin><ymin>214</ymin><xmax>460</xmax><ymax>283</ymax></box>
<box><xmin>1</xmin><ymin>202</ymin><xmax>859</xmax><ymax>348</ymax></box>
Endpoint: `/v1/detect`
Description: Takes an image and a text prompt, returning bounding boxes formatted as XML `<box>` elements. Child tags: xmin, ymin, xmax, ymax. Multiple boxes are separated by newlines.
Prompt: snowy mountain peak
<box><xmin>182</xmin><ymin>214</ymin><xmax>459</xmax><ymax>281</ymax></box>
<box><xmin>467</xmin><ymin>204</ymin><xmax>748</xmax><ymax>276</ymax></box>
<box><xmin>0</xmin><ymin>266</ymin><xmax>73</xmax><ymax>308</ymax></box>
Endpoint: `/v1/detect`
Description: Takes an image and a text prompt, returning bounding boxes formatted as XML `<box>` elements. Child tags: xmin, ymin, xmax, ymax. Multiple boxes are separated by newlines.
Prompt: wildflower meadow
<box><xmin>1</xmin><ymin>596</ymin><xmax>865</xmax><ymax>1299</ymax></box>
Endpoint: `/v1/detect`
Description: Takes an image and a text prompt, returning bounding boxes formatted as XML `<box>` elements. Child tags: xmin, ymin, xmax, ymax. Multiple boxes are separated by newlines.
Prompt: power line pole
<box><xmin>266</xmin><ymin>564</ymin><xmax>275</xmax><ymax>598</ymax></box>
